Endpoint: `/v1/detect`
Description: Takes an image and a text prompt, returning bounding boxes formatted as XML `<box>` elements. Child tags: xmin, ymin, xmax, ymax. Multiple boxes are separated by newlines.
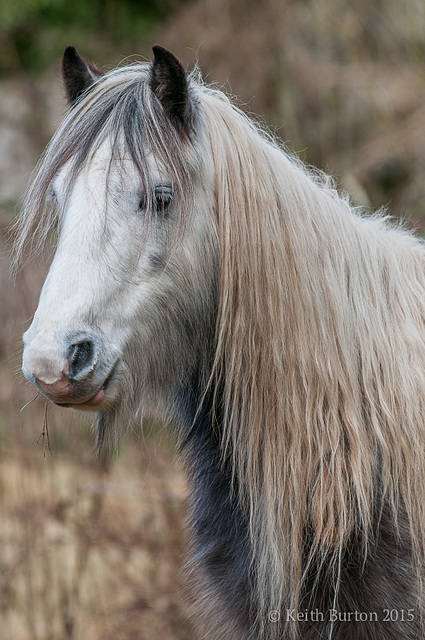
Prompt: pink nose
<box><xmin>24</xmin><ymin>337</ymin><xmax>106</xmax><ymax>406</ymax></box>
<box><xmin>36</xmin><ymin>370</ymin><xmax>72</xmax><ymax>401</ymax></box>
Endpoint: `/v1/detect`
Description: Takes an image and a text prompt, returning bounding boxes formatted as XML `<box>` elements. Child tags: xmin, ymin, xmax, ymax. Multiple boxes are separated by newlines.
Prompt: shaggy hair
<box><xmin>11</xmin><ymin>63</ymin><xmax>193</xmax><ymax>268</ymax></box>
<box><xmin>200</xmin><ymin>87</ymin><xmax>425</xmax><ymax>636</ymax></box>
<box><xmin>13</xmin><ymin>54</ymin><xmax>425</xmax><ymax>639</ymax></box>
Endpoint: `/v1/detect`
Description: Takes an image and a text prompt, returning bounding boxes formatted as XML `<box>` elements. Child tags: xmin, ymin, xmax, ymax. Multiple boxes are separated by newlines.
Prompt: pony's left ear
<box><xmin>150</xmin><ymin>46</ymin><xmax>192</xmax><ymax>132</ymax></box>
<box><xmin>62</xmin><ymin>46</ymin><xmax>104</xmax><ymax>105</ymax></box>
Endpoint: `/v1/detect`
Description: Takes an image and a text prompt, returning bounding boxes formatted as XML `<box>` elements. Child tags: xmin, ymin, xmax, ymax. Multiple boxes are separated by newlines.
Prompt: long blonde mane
<box><xmin>198</xmin><ymin>86</ymin><xmax>425</xmax><ymax>636</ymax></box>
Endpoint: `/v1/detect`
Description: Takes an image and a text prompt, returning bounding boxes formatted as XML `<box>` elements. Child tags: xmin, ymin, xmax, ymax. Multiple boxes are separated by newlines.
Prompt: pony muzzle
<box><xmin>22</xmin><ymin>331</ymin><xmax>117</xmax><ymax>409</ymax></box>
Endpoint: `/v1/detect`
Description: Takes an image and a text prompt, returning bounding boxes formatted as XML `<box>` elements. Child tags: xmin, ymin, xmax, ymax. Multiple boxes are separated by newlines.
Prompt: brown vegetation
<box><xmin>158</xmin><ymin>0</ymin><xmax>425</xmax><ymax>225</ymax></box>
<box><xmin>0</xmin><ymin>438</ymin><xmax>192</xmax><ymax>640</ymax></box>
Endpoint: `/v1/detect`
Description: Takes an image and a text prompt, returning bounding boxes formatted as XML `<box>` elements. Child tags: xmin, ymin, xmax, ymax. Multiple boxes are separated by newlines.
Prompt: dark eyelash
<box><xmin>47</xmin><ymin>187</ymin><xmax>58</xmax><ymax>202</ymax></box>
<box><xmin>154</xmin><ymin>185</ymin><xmax>173</xmax><ymax>212</ymax></box>
<box><xmin>139</xmin><ymin>186</ymin><xmax>174</xmax><ymax>214</ymax></box>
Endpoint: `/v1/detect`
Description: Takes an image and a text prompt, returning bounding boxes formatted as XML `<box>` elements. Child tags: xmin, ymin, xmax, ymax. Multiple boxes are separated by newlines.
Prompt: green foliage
<box><xmin>0</xmin><ymin>0</ymin><xmax>180</xmax><ymax>75</ymax></box>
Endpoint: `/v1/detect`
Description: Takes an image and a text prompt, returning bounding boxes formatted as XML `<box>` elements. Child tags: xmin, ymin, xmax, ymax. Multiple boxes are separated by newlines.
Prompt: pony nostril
<box><xmin>67</xmin><ymin>340</ymin><xmax>96</xmax><ymax>380</ymax></box>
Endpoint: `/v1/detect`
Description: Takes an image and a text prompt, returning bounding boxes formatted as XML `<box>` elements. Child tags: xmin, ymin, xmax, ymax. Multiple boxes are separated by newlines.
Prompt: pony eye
<box><xmin>154</xmin><ymin>185</ymin><xmax>173</xmax><ymax>213</ymax></box>
<box><xmin>137</xmin><ymin>186</ymin><xmax>173</xmax><ymax>214</ymax></box>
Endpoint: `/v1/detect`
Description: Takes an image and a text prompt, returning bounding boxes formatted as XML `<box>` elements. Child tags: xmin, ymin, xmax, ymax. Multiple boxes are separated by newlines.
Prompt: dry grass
<box><xmin>0</xmin><ymin>433</ymin><xmax>194</xmax><ymax>640</ymax></box>
<box><xmin>0</xmin><ymin>400</ymin><xmax>194</xmax><ymax>640</ymax></box>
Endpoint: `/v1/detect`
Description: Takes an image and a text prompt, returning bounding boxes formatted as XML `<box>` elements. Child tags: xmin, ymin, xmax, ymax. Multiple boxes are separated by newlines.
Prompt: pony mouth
<box><xmin>54</xmin><ymin>363</ymin><xmax>118</xmax><ymax>409</ymax></box>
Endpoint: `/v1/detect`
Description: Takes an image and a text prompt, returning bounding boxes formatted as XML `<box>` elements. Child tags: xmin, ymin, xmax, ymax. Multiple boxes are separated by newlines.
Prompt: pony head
<box><xmin>19</xmin><ymin>46</ymin><xmax>218</xmax><ymax>441</ymax></box>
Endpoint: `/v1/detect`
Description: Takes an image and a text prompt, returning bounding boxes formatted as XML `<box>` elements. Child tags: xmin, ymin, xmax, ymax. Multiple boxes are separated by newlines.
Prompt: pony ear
<box><xmin>150</xmin><ymin>45</ymin><xmax>191</xmax><ymax>131</ymax></box>
<box><xmin>62</xmin><ymin>46</ymin><xmax>104</xmax><ymax>105</ymax></box>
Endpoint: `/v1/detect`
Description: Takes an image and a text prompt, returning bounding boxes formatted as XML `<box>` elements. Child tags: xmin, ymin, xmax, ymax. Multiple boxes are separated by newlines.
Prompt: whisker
<box><xmin>20</xmin><ymin>393</ymin><xmax>41</xmax><ymax>411</ymax></box>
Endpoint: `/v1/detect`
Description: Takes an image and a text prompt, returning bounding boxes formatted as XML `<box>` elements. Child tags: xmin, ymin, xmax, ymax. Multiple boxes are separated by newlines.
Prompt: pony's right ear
<box><xmin>62</xmin><ymin>46</ymin><xmax>103</xmax><ymax>105</ymax></box>
<box><xmin>150</xmin><ymin>45</ymin><xmax>192</xmax><ymax>132</ymax></box>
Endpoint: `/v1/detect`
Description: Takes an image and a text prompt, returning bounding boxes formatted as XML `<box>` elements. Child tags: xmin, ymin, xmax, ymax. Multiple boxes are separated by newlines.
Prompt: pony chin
<box><xmin>67</xmin><ymin>389</ymin><xmax>105</xmax><ymax>410</ymax></box>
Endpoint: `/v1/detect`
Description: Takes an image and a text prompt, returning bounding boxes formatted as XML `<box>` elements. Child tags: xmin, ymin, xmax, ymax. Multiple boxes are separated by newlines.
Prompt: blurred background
<box><xmin>1</xmin><ymin>0</ymin><xmax>425</xmax><ymax>638</ymax></box>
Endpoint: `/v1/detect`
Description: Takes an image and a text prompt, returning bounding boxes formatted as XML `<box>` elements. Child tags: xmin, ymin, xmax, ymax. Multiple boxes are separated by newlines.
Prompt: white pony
<box><xmin>15</xmin><ymin>46</ymin><xmax>425</xmax><ymax>639</ymax></box>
